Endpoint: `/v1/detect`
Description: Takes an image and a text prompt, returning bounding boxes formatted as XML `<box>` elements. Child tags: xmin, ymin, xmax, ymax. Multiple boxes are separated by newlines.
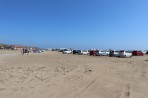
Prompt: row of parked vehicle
<box><xmin>57</xmin><ymin>49</ymin><xmax>147</xmax><ymax>58</ymax></box>
<box><xmin>62</xmin><ymin>49</ymin><xmax>89</xmax><ymax>55</ymax></box>
<box><xmin>90</xmin><ymin>50</ymin><xmax>145</xmax><ymax>58</ymax></box>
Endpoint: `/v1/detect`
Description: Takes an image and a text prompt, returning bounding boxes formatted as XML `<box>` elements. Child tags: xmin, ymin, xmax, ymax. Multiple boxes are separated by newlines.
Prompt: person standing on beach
<box><xmin>21</xmin><ymin>48</ymin><xmax>24</xmax><ymax>55</ymax></box>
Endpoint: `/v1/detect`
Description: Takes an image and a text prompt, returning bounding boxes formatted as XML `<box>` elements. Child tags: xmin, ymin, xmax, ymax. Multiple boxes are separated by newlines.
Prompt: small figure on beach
<box><xmin>21</xmin><ymin>48</ymin><xmax>29</xmax><ymax>55</ymax></box>
<box><xmin>25</xmin><ymin>48</ymin><xmax>29</xmax><ymax>55</ymax></box>
<box><xmin>21</xmin><ymin>48</ymin><xmax>24</xmax><ymax>55</ymax></box>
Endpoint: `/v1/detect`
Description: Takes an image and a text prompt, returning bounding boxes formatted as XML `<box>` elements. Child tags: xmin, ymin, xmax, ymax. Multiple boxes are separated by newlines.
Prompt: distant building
<box><xmin>14</xmin><ymin>46</ymin><xmax>24</xmax><ymax>50</ymax></box>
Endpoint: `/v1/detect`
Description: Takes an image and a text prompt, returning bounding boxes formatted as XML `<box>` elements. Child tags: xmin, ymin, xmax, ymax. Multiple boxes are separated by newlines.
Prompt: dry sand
<box><xmin>0</xmin><ymin>51</ymin><xmax>148</xmax><ymax>98</ymax></box>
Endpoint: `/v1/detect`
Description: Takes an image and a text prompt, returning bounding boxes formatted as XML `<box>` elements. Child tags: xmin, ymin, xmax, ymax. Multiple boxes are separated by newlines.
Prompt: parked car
<box><xmin>109</xmin><ymin>50</ymin><xmax>119</xmax><ymax>57</ymax></box>
<box><xmin>142</xmin><ymin>50</ymin><xmax>147</xmax><ymax>54</ymax></box>
<box><xmin>101</xmin><ymin>50</ymin><xmax>109</xmax><ymax>56</ymax></box>
<box><xmin>33</xmin><ymin>49</ymin><xmax>40</xmax><ymax>53</ymax></box>
<box><xmin>96</xmin><ymin>50</ymin><xmax>109</xmax><ymax>56</ymax></box>
<box><xmin>132</xmin><ymin>51</ymin><xmax>144</xmax><ymax>56</ymax></box>
<box><xmin>72</xmin><ymin>50</ymin><xmax>81</xmax><ymax>54</ymax></box>
<box><xmin>58</xmin><ymin>48</ymin><xmax>67</xmax><ymax>52</ymax></box>
<box><xmin>95</xmin><ymin>50</ymin><xmax>101</xmax><ymax>56</ymax></box>
<box><xmin>62</xmin><ymin>49</ymin><xmax>72</xmax><ymax>54</ymax></box>
<box><xmin>77</xmin><ymin>50</ymin><xmax>89</xmax><ymax>55</ymax></box>
<box><xmin>146</xmin><ymin>51</ymin><xmax>148</xmax><ymax>54</ymax></box>
<box><xmin>90</xmin><ymin>50</ymin><xmax>97</xmax><ymax>56</ymax></box>
<box><xmin>73</xmin><ymin>50</ymin><xmax>79</xmax><ymax>54</ymax></box>
<box><xmin>82</xmin><ymin>50</ymin><xmax>89</xmax><ymax>55</ymax></box>
<box><xmin>118</xmin><ymin>50</ymin><xmax>132</xmax><ymax>58</ymax></box>
<box><xmin>77</xmin><ymin>50</ymin><xmax>81</xmax><ymax>55</ymax></box>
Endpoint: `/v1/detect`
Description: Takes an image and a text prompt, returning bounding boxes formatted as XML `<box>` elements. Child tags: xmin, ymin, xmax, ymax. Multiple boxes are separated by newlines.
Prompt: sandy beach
<box><xmin>0</xmin><ymin>51</ymin><xmax>148</xmax><ymax>98</ymax></box>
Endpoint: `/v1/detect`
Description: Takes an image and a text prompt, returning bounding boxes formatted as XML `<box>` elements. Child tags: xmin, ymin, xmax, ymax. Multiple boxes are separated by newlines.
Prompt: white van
<box><xmin>96</xmin><ymin>50</ymin><xmax>109</xmax><ymax>56</ymax></box>
<box><xmin>118</xmin><ymin>50</ymin><xmax>132</xmax><ymax>58</ymax></box>
<box><xmin>101</xmin><ymin>50</ymin><xmax>109</xmax><ymax>56</ymax></box>
<box><xmin>63</xmin><ymin>49</ymin><xmax>72</xmax><ymax>54</ymax></box>
<box><xmin>78</xmin><ymin>50</ymin><xmax>89</xmax><ymax>55</ymax></box>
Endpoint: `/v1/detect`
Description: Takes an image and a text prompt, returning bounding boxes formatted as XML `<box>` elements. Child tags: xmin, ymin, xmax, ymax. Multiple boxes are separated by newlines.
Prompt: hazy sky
<box><xmin>0</xmin><ymin>0</ymin><xmax>148</xmax><ymax>50</ymax></box>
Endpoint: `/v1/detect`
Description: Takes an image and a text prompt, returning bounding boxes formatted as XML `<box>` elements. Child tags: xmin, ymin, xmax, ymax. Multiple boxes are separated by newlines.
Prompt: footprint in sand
<box><xmin>117</xmin><ymin>84</ymin><xmax>131</xmax><ymax>98</ymax></box>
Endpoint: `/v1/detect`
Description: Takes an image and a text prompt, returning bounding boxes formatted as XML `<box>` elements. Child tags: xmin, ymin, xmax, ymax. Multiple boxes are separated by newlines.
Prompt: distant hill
<box><xmin>0</xmin><ymin>43</ymin><xmax>14</xmax><ymax>49</ymax></box>
<box><xmin>0</xmin><ymin>43</ymin><xmax>40</xmax><ymax>50</ymax></box>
